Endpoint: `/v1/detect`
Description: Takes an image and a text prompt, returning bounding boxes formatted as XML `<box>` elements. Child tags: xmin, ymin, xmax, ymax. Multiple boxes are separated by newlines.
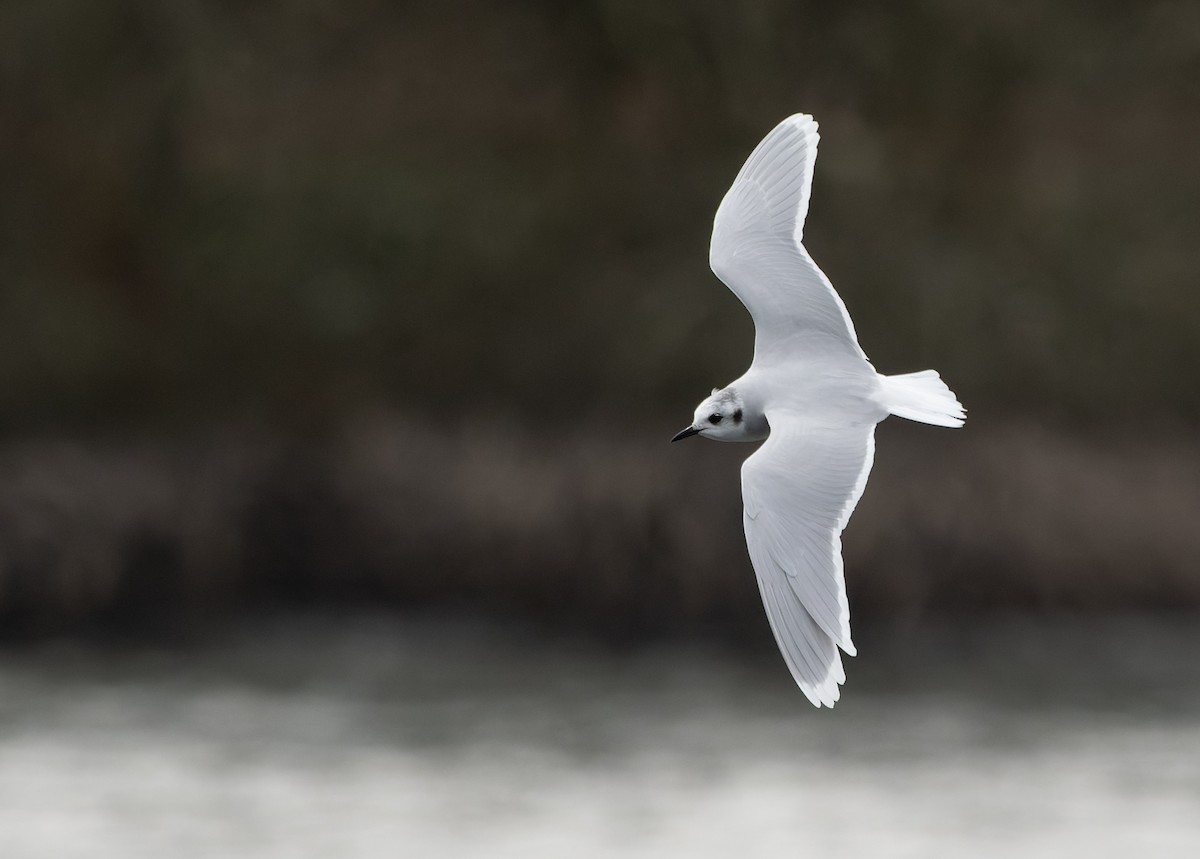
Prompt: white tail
<box><xmin>878</xmin><ymin>370</ymin><xmax>966</xmax><ymax>428</ymax></box>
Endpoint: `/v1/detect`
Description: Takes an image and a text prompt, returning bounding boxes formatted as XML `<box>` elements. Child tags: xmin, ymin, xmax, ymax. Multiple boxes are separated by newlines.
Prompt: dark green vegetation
<box><xmin>6</xmin><ymin>1</ymin><xmax>1200</xmax><ymax>428</ymax></box>
<box><xmin>2</xmin><ymin>2</ymin><xmax>1198</xmax><ymax>631</ymax></box>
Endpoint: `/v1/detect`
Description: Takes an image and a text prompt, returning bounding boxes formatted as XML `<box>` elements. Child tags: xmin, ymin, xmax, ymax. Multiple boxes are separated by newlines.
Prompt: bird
<box><xmin>672</xmin><ymin>114</ymin><xmax>965</xmax><ymax>707</ymax></box>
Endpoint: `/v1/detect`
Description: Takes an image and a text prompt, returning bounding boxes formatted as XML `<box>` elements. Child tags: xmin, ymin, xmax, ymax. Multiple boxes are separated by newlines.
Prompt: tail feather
<box><xmin>879</xmin><ymin>370</ymin><xmax>965</xmax><ymax>428</ymax></box>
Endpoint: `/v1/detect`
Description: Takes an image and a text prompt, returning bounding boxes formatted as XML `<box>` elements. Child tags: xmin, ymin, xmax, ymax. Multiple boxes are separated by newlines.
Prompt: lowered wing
<box><xmin>741</xmin><ymin>413</ymin><xmax>875</xmax><ymax>707</ymax></box>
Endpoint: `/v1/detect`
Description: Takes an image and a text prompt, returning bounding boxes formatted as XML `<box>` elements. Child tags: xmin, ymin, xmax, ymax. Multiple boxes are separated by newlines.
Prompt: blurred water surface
<box><xmin>0</xmin><ymin>612</ymin><xmax>1198</xmax><ymax>858</ymax></box>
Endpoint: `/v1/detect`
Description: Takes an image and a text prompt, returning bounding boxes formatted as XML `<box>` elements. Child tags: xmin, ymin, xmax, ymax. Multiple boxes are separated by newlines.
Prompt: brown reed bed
<box><xmin>1</xmin><ymin>414</ymin><xmax>1197</xmax><ymax>639</ymax></box>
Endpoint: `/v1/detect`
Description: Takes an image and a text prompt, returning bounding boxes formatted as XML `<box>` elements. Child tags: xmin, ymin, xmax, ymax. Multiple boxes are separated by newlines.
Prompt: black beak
<box><xmin>671</xmin><ymin>426</ymin><xmax>702</xmax><ymax>443</ymax></box>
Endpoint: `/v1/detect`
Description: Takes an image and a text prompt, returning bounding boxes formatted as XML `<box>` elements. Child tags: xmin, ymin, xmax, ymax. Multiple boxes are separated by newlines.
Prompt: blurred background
<box><xmin>2</xmin><ymin>1</ymin><xmax>1200</xmax><ymax>855</ymax></box>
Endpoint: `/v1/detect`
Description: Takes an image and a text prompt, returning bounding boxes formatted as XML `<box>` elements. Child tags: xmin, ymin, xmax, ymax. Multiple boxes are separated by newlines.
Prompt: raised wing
<box><xmin>709</xmin><ymin>114</ymin><xmax>867</xmax><ymax>364</ymax></box>
<box><xmin>741</xmin><ymin>413</ymin><xmax>875</xmax><ymax>707</ymax></box>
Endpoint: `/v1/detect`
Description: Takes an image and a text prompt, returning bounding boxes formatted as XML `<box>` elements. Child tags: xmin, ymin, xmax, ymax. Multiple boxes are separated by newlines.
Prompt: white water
<box><xmin>1</xmin><ymin>614</ymin><xmax>1198</xmax><ymax>858</ymax></box>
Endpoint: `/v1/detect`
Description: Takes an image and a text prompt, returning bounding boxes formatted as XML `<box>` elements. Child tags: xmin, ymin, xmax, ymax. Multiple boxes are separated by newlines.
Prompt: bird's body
<box><xmin>673</xmin><ymin>114</ymin><xmax>964</xmax><ymax>707</ymax></box>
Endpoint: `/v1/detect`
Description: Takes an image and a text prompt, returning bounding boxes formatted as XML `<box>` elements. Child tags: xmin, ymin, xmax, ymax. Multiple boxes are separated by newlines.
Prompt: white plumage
<box><xmin>674</xmin><ymin>114</ymin><xmax>965</xmax><ymax>707</ymax></box>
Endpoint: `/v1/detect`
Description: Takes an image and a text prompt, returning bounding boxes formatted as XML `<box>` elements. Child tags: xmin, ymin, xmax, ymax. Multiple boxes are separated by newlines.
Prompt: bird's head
<box><xmin>672</xmin><ymin>387</ymin><xmax>746</xmax><ymax>443</ymax></box>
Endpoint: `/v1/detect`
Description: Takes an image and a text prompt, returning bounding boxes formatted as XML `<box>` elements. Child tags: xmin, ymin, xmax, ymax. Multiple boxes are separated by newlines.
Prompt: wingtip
<box><xmin>783</xmin><ymin>112</ymin><xmax>819</xmax><ymax>138</ymax></box>
<box><xmin>798</xmin><ymin>666</ymin><xmax>845</xmax><ymax>708</ymax></box>
<box><xmin>803</xmin><ymin>680</ymin><xmax>841</xmax><ymax>709</ymax></box>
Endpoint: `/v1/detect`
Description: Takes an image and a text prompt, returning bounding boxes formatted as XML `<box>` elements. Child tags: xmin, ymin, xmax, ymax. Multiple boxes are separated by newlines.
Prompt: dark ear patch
<box><xmin>733</xmin><ymin>408</ymin><xmax>743</xmax><ymax>423</ymax></box>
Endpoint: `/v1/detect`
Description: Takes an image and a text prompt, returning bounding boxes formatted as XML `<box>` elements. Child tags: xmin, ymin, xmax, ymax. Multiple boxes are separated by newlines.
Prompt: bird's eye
<box><xmin>708</xmin><ymin>414</ymin><xmax>722</xmax><ymax>425</ymax></box>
